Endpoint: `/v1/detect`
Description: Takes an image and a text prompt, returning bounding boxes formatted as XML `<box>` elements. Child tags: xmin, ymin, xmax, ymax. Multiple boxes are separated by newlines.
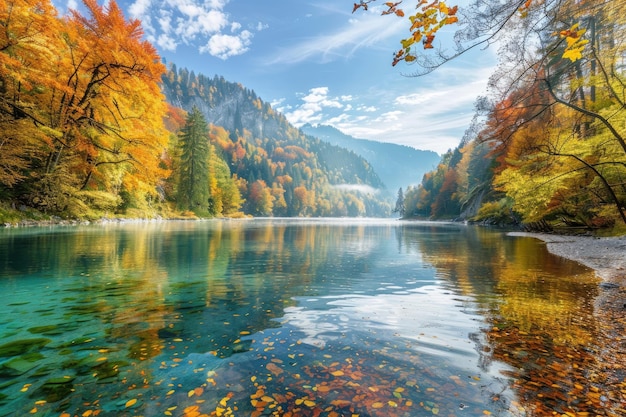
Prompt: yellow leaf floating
<box><xmin>371</xmin><ymin>402</ymin><xmax>384</xmax><ymax>409</ymax></box>
<box><xmin>125</xmin><ymin>398</ymin><xmax>137</xmax><ymax>408</ymax></box>
<box><xmin>304</xmin><ymin>400</ymin><xmax>316</xmax><ymax>407</ymax></box>
<box><xmin>331</xmin><ymin>370</ymin><xmax>344</xmax><ymax>377</ymax></box>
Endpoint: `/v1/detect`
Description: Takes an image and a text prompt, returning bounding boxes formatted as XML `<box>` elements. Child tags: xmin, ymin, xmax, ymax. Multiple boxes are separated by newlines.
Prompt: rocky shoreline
<box><xmin>509</xmin><ymin>232</ymin><xmax>626</xmax><ymax>282</ymax></box>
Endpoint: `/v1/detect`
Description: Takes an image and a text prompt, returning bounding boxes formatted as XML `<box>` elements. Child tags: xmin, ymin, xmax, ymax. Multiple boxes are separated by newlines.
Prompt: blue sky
<box><xmin>55</xmin><ymin>0</ymin><xmax>497</xmax><ymax>154</ymax></box>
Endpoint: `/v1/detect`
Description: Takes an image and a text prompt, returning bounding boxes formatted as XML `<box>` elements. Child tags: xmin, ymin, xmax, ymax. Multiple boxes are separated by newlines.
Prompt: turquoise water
<box><xmin>0</xmin><ymin>220</ymin><xmax>601</xmax><ymax>416</ymax></box>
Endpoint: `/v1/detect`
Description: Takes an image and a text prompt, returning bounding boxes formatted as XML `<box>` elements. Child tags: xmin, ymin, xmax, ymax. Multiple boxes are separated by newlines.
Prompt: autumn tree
<box><xmin>246</xmin><ymin>179</ymin><xmax>274</xmax><ymax>216</ymax></box>
<box><xmin>177</xmin><ymin>107</ymin><xmax>211</xmax><ymax>215</ymax></box>
<box><xmin>0</xmin><ymin>0</ymin><xmax>62</xmax><ymax>190</ymax></box>
<box><xmin>1</xmin><ymin>0</ymin><xmax>169</xmax><ymax>217</ymax></box>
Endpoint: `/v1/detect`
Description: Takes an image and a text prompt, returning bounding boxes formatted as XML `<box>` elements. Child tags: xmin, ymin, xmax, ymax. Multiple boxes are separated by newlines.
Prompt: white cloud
<box><xmin>128</xmin><ymin>0</ymin><xmax>256</xmax><ymax>59</ymax></box>
<box><xmin>201</xmin><ymin>31</ymin><xmax>253</xmax><ymax>59</ymax></box>
<box><xmin>285</xmin><ymin>87</ymin><xmax>353</xmax><ymax>127</ymax></box>
<box><xmin>129</xmin><ymin>0</ymin><xmax>152</xmax><ymax>19</ymax></box>
<box><xmin>156</xmin><ymin>33</ymin><xmax>178</xmax><ymax>51</ymax></box>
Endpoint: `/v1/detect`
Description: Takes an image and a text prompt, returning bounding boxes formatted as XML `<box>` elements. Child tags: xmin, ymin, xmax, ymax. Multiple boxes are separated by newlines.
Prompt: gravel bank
<box><xmin>509</xmin><ymin>232</ymin><xmax>626</xmax><ymax>282</ymax></box>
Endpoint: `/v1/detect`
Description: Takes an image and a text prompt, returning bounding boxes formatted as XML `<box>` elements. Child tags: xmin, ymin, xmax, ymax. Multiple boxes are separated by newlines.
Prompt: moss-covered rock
<box><xmin>0</xmin><ymin>338</ymin><xmax>51</xmax><ymax>358</ymax></box>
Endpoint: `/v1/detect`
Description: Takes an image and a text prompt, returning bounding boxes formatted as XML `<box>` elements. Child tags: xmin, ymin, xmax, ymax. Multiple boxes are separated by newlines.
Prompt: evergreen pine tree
<box><xmin>177</xmin><ymin>107</ymin><xmax>211</xmax><ymax>215</ymax></box>
<box><xmin>394</xmin><ymin>187</ymin><xmax>405</xmax><ymax>217</ymax></box>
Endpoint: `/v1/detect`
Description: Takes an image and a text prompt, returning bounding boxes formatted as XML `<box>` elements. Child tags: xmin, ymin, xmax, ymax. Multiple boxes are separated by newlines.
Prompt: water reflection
<box><xmin>401</xmin><ymin>224</ymin><xmax>611</xmax><ymax>415</ymax></box>
<box><xmin>0</xmin><ymin>220</ymin><xmax>610</xmax><ymax>416</ymax></box>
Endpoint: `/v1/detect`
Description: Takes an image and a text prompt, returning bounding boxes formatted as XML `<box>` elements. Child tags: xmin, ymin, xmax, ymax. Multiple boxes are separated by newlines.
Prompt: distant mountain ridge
<box><xmin>300</xmin><ymin>124</ymin><xmax>441</xmax><ymax>193</ymax></box>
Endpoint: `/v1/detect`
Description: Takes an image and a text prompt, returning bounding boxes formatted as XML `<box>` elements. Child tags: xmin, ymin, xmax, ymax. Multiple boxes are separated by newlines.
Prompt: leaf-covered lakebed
<box><xmin>0</xmin><ymin>220</ymin><xmax>623</xmax><ymax>416</ymax></box>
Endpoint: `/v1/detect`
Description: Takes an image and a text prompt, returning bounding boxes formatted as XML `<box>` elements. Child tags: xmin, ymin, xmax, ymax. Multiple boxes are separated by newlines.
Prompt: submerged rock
<box><xmin>0</xmin><ymin>338</ymin><xmax>51</xmax><ymax>358</ymax></box>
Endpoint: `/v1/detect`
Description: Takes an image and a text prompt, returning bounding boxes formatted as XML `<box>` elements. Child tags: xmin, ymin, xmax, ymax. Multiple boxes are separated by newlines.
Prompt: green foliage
<box><xmin>176</xmin><ymin>107</ymin><xmax>211</xmax><ymax>215</ymax></box>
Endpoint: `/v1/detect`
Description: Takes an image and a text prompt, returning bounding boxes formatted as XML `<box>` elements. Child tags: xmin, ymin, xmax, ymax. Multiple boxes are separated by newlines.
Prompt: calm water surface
<box><xmin>0</xmin><ymin>220</ymin><xmax>603</xmax><ymax>416</ymax></box>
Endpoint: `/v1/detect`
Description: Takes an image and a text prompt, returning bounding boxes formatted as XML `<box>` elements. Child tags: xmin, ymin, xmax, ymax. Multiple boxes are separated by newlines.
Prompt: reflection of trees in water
<box><xmin>397</xmin><ymin>223</ymin><xmax>608</xmax><ymax>415</ymax></box>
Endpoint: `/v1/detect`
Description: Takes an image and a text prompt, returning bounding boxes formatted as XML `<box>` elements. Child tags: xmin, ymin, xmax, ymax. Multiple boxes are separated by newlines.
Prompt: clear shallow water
<box><xmin>0</xmin><ymin>219</ymin><xmax>602</xmax><ymax>416</ymax></box>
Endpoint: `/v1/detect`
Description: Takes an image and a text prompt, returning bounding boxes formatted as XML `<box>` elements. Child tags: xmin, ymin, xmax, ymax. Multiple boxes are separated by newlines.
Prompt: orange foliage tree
<box><xmin>0</xmin><ymin>0</ymin><xmax>169</xmax><ymax>216</ymax></box>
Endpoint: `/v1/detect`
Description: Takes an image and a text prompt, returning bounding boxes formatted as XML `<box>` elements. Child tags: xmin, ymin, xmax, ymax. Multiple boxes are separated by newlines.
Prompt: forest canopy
<box><xmin>383</xmin><ymin>0</ymin><xmax>626</xmax><ymax>230</ymax></box>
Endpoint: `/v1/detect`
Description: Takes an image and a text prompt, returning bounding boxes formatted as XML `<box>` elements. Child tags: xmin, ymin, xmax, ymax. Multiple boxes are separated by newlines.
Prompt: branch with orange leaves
<box><xmin>353</xmin><ymin>0</ymin><xmax>587</xmax><ymax>67</ymax></box>
<box><xmin>353</xmin><ymin>0</ymin><xmax>459</xmax><ymax>66</ymax></box>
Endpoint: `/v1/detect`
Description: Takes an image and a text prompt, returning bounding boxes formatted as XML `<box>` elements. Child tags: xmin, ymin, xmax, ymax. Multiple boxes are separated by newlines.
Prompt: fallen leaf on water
<box><xmin>125</xmin><ymin>398</ymin><xmax>137</xmax><ymax>408</ymax></box>
<box><xmin>371</xmin><ymin>402</ymin><xmax>384</xmax><ymax>409</ymax></box>
<box><xmin>266</xmin><ymin>362</ymin><xmax>283</xmax><ymax>376</ymax></box>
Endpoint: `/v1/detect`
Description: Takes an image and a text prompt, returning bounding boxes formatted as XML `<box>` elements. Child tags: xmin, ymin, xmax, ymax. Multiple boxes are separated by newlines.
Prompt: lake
<box><xmin>0</xmin><ymin>219</ymin><xmax>609</xmax><ymax>416</ymax></box>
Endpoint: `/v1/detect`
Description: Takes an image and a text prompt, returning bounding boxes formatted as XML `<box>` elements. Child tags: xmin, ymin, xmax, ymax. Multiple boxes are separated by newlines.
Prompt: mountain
<box><xmin>161</xmin><ymin>65</ymin><xmax>390</xmax><ymax>217</ymax></box>
<box><xmin>300</xmin><ymin>124</ymin><xmax>441</xmax><ymax>193</ymax></box>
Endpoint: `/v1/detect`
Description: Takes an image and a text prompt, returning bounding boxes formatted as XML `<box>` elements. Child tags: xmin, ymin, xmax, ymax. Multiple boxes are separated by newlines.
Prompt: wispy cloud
<box><xmin>128</xmin><ymin>0</ymin><xmax>261</xmax><ymax>58</ymax></box>
<box><xmin>265</xmin><ymin>14</ymin><xmax>405</xmax><ymax>65</ymax></box>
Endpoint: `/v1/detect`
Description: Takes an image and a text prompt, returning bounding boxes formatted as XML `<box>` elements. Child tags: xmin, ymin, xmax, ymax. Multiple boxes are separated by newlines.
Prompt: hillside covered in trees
<box><xmin>398</xmin><ymin>0</ymin><xmax>626</xmax><ymax>232</ymax></box>
<box><xmin>161</xmin><ymin>66</ymin><xmax>389</xmax><ymax>217</ymax></box>
<box><xmin>300</xmin><ymin>124</ymin><xmax>440</xmax><ymax>193</ymax></box>
<box><xmin>0</xmin><ymin>0</ymin><xmax>390</xmax><ymax>222</ymax></box>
